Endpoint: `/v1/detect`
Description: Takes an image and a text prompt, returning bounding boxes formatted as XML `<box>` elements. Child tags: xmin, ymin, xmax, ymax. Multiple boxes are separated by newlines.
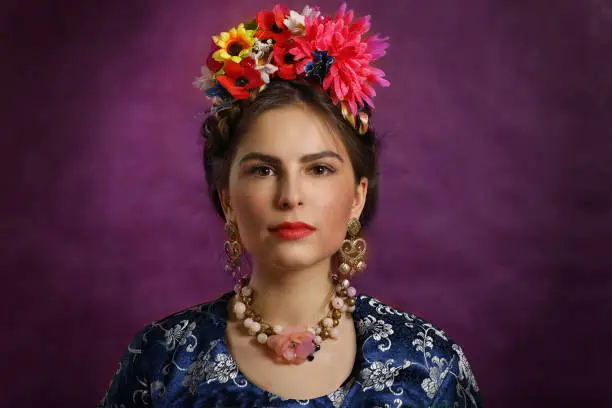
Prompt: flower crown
<box><xmin>193</xmin><ymin>3</ymin><xmax>390</xmax><ymax>135</ymax></box>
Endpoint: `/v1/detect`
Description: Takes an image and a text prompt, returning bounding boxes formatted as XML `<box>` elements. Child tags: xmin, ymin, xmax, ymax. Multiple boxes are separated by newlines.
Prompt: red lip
<box><xmin>270</xmin><ymin>221</ymin><xmax>316</xmax><ymax>231</ymax></box>
<box><xmin>269</xmin><ymin>222</ymin><xmax>316</xmax><ymax>240</ymax></box>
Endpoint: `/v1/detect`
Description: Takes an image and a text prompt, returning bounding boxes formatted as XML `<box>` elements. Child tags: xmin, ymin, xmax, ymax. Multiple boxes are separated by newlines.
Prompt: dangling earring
<box><xmin>224</xmin><ymin>220</ymin><xmax>242</xmax><ymax>281</ymax></box>
<box><xmin>338</xmin><ymin>217</ymin><xmax>367</xmax><ymax>277</ymax></box>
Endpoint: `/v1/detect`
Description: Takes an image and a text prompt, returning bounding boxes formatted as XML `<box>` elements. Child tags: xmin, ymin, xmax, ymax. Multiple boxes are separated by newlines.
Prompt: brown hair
<box><xmin>200</xmin><ymin>78</ymin><xmax>380</xmax><ymax>229</ymax></box>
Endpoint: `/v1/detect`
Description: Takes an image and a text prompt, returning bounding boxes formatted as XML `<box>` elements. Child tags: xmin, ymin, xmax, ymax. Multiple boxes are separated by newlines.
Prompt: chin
<box><xmin>262</xmin><ymin>244</ymin><xmax>328</xmax><ymax>271</ymax></box>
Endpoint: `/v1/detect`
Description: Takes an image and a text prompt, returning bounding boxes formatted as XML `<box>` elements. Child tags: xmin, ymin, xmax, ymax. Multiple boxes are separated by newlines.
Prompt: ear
<box><xmin>218</xmin><ymin>188</ymin><xmax>233</xmax><ymax>221</ymax></box>
<box><xmin>350</xmin><ymin>177</ymin><xmax>368</xmax><ymax>220</ymax></box>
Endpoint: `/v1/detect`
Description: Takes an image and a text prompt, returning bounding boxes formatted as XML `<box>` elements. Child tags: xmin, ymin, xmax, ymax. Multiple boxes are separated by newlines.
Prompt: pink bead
<box><xmin>332</xmin><ymin>297</ymin><xmax>344</xmax><ymax>309</ymax></box>
<box><xmin>314</xmin><ymin>336</ymin><xmax>322</xmax><ymax>344</ymax></box>
<box><xmin>323</xmin><ymin>318</ymin><xmax>333</xmax><ymax>328</ymax></box>
<box><xmin>347</xmin><ymin>287</ymin><xmax>357</xmax><ymax>297</ymax></box>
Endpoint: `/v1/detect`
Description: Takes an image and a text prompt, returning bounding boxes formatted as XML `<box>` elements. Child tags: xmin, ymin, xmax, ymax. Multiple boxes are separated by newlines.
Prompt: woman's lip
<box><xmin>272</xmin><ymin>228</ymin><xmax>315</xmax><ymax>240</ymax></box>
<box><xmin>270</xmin><ymin>222</ymin><xmax>316</xmax><ymax>231</ymax></box>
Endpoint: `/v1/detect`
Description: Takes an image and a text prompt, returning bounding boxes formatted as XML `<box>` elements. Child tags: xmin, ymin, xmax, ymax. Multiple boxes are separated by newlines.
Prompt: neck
<box><xmin>242</xmin><ymin>258</ymin><xmax>336</xmax><ymax>328</ymax></box>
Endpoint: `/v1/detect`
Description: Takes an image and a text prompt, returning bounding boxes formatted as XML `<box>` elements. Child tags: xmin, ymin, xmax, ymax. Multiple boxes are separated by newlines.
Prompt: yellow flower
<box><xmin>212</xmin><ymin>23</ymin><xmax>256</xmax><ymax>63</ymax></box>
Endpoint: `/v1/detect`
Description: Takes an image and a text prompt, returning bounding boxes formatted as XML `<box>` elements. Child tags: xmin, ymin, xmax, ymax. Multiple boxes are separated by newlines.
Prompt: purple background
<box><xmin>2</xmin><ymin>0</ymin><xmax>611</xmax><ymax>406</ymax></box>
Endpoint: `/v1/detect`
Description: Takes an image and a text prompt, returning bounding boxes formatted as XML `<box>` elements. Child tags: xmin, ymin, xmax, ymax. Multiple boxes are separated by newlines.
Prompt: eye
<box><xmin>248</xmin><ymin>165</ymin><xmax>276</xmax><ymax>177</ymax></box>
<box><xmin>309</xmin><ymin>164</ymin><xmax>335</xmax><ymax>176</ymax></box>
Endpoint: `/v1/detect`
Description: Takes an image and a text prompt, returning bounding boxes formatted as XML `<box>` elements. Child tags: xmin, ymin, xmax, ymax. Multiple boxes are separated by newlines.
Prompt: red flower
<box><xmin>217</xmin><ymin>58</ymin><xmax>264</xmax><ymax>99</ymax></box>
<box><xmin>256</xmin><ymin>4</ymin><xmax>291</xmax><ymax>44</ymax></box>
<box><xmin>272</xmin><ymin>43</ymin><xmax>297</xmax><ymax>80</ymax></box>
<box><xmin>205</xmin><ymin>40</ymin><xmax>223</xmax><ymax>73</ymax></box>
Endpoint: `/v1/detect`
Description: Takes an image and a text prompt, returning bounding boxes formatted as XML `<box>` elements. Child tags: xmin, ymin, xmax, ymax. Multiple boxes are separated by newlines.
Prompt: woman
<box><xmin>99</xmin><ymin>4</ymin><xmax>483</xmax><ymax>407</ymax></box>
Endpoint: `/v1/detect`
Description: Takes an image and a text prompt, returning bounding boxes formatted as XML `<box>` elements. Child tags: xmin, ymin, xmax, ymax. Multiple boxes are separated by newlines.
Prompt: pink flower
<box><xmin>289</xmin><ymin>3</ymin><xmax>390</xmax><ymax>115</ymax></box>
<box><xmin>266</xmin><ymin>326</ymin><xmax>316</xmax><ymax>364</ymax></box>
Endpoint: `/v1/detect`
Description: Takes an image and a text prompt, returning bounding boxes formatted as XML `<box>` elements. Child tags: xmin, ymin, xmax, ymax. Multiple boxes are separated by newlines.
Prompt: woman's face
<box><xmin>220</xmin><ymin>105</ymin><xmax>367</xmax><ymax>271</ymax></box>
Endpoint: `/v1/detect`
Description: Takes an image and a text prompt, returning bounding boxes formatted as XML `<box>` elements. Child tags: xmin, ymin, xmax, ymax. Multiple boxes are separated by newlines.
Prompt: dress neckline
<box><xmin>210</xmin><ymin>290</ymin><xmax>366</xmax><ymax>403</ymax></box>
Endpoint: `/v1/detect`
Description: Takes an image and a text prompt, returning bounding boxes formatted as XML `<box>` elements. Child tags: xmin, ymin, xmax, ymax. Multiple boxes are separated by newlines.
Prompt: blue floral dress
<box><xmin>99</xmin><ymin>291</ymin><xmax>484</xmax><ymax>407</ymax></box>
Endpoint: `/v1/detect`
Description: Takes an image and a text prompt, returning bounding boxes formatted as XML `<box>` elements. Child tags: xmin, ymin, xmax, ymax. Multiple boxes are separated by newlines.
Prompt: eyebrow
<box><xmin>238</xmin><ymin>151</ymin><xmax>344</xmax><ymax>166</ymax></box>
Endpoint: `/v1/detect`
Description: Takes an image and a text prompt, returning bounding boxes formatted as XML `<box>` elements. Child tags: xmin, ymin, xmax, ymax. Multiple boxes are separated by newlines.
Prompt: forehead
<box><xmin>236</xmin><ymin>105</ymin><xmax>347</xmax><ymax>158</ymax></box>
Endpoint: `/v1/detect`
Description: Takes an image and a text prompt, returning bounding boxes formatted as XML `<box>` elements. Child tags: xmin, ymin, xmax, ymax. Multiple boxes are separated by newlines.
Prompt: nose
<box><xmin>277</xmin><ymin>173</ymin><xmax>303</xmax><ymax>210</ymax></box>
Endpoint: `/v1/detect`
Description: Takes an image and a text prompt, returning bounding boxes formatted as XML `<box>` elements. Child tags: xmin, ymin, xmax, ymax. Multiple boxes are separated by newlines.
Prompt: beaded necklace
<box><xmin>232</xmin><ymin>273</ymin><xmax>357</xmax><ymax>364</ymax></box>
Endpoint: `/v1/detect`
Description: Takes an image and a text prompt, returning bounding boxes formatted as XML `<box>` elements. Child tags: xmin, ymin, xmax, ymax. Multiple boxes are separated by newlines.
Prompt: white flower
<box><xmin>284</xmin><ymin>10</ymin><xmax>306</xmax><ymax>35</ymax></box>
<box><xmin>192</xmin><ymin>66</ymin><xmax>214</xmax><ymax>90</ymax></box>
<box><xmin>251</xmin><ymin>38</ymin><xmax>274</xmax><ymax>61</ymax></box>
<box><xmin>255</xmin><ymin>63</ymin><xmax>278</xmax><ymax>84</ymax></box>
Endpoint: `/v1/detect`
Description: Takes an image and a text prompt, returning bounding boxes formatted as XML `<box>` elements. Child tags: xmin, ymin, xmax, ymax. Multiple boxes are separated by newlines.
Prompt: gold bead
<box><xmin>254</xmin><ymin>315</ymin><xmax>262</xmax><ymax>323</ymax></box>
<box><xmin>347</xmin><ymin>218</ymin><xmax>361</xmax><ymax>237</ymax></box>
<box><xmin>333</xmin><ymin>319</ymin><xmax>339</xmax><ymax>327</ymax></box>
<box><xmin>225</xmin><ymin>221</ymin><xmax>238</xmax><ymax>240</ymax></box>
<box><xmin>356</xmin><ymin>261</ymin><xmax>365</xmax><ymax>271</ymax></box>
<box><xmin>332</xmin><ymin>309</ymin><xmax>342</xmax><ymax>319</ymax></box>
<box><xmin>347</xmin><ymin>298</ymin><xmax>355</xmax><ymax>306</ymax></box>
<box><xmin>339</xmin><ymin>263</ymin><xmax>351</xmax><ymax>275</ymax></box>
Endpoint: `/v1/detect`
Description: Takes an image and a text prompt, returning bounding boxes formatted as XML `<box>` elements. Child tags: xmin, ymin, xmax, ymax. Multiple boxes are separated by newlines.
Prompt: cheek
<box><xmin>315</xmin><ymin>182</ymin><xmax>355</xmax><ymax>240</ymax></box>
<box><xmin>229</xmin><ymin>181</ymin><xmax>270</xmax><ymax>246</ymax></box>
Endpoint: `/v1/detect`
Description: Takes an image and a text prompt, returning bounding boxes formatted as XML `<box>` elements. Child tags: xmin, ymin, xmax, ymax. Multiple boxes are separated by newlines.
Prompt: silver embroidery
<box><xmin>131</xmin><ymin>376</ymin><xmax>152</xmax><ymax>405</ymax></box>
<box><xmin>360</xmin><ymin>359</ymin><xmax>411</xmax><ymax>393</ymax></box>
<box><xmin>327</xmin><ymin>386</ymin><xmax>349</xmax><ymax>407</ymax></box>
<box><xmin>420</xmin><ymin>356</ymin><xmax>451</xmax><ymax>398</ymax></box>
<box><xmin>452</xmin><ymin>344</ymin><xmax>480</xmax><ymax>392</ymax></box>
<box><xmin>373</xmin><ymin>400</ymin><xmax>404</xmax><ymax>408</ymax></box>
<box><xmin>163</xmin><ymin>319</ymin><xmax>197</xmax><ymax>352</ymax></box>
<box><xmin>358</xmin><ymin>314</ymin><xmax>394</xmax><ymax>351</ymax></box>
<box><xmin>182</xmin><ymin>340</ymin><xmax>246</xmax><ymax>394</ymax></box>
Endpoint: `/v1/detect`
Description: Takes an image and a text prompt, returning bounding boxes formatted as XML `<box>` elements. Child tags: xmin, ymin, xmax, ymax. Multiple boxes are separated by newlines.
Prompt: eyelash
<box><xmin>248</xmin><ymin>165</ymin><xmax>275</xmax><ymax>177</ymax></box>
<box><xmin>310</xmin><ymin>164</ymin><xmax>335</xmax><ymax>176</ymax></box>
<box><xmin>247</xmin><ymin>164</ymin><xmax>336</xmax><ymax>177</ymax></box>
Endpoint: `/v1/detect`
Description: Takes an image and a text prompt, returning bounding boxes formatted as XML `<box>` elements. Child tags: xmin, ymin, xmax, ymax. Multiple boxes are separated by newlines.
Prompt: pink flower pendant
<box><xmin>266</xmin><ymin>325</ymin><xmax>316</xmax><ymax>364</ymax></box>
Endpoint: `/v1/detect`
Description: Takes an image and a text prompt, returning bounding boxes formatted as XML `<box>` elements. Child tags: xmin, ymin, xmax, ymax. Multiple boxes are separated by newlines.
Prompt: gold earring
<box><xmin>224</xmin><ymin>220</ymin><xmax>242</xmax><ymax>279</ymax></box>
<box><xmin>338</xmin><ymin>217</ymin><xmax>367</xmax><ymax>277</ymax></box>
